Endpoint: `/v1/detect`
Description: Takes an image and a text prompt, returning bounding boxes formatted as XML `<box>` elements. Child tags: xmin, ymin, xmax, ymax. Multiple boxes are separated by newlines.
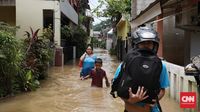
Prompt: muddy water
<box><xmin>0</xmin><ymin>49</ymin><xmax>181</xmax><ymax>112</ymax></box>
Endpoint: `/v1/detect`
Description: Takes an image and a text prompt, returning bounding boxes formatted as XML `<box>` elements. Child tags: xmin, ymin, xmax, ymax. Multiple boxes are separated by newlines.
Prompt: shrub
<box><xmin>109</xmin><ymin>47</ymin><xmax>117</xmax><ymax>55</ymax></box>
<box><xmin>0</xmin><ymin>23</ymin><xmax>54</xmax><ymax>96</ymax></box>
<box><xmin>0</xmin><ymin>30</ymin><xmax>22</xmax><ymax>96</ymax></box>
<box><xmin>23</xmin><ymin>27</ymin><xmax>54</xmax><ymax>80</ymax></box>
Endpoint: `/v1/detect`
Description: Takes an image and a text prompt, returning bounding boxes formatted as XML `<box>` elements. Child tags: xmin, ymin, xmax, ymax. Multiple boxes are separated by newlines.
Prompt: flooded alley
<box><xmin>0</xmin><ymin>49</ymin><xmax>182</xmax><ymax>112</ymax></box>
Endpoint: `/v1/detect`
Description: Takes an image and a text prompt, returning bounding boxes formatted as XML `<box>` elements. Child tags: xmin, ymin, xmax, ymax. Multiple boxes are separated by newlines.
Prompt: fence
<box><xmin>164</xmin><ymin>61</ymin><xmax>199</xmax><ymax>111</ymax></box>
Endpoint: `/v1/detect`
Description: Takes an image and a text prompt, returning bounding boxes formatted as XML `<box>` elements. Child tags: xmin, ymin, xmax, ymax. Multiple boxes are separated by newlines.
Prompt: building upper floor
<box><xmin>0</xmin><ymin>0</ymin><xmax>15</xmax><ymax>6</ymax></box>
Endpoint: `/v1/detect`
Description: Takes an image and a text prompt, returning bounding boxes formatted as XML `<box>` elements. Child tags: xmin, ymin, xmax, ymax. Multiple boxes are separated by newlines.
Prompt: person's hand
<box><xmin>80</xmin><ymin>76</ymin><xmax>85</xmax><ymax>80</ymax></box>
<box><xmin>127</xmin><ymin>86</ymin><xmax>149</xmax><ymax>103</ymax></box>
<box><xmin>106</xmin><ymin>80</ymin><xmax>110</xmax><ymax>87</ymax></box>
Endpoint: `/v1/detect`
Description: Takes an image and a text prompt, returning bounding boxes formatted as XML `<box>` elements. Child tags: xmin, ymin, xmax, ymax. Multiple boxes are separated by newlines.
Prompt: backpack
<box><xmin>110</xmin><ymin>48</ymin><xmax>162</xmax><ymax>104</ymax></box>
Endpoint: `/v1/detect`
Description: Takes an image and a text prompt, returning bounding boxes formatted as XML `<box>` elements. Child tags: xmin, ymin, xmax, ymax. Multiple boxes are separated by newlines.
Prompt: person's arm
<box><xmin>123</xmin><ymin>87</ymin><xmax>150</xmax><ymax>112</ymax></box>
<box><xmin>113</xmin><ymin>63</ymin><xmax>122</xmax><ymax>80</ymax></box>
<box><xmin>148</xmin><ymin>88</ymin><xmax>165</xmax><ymax>107</ymax></box>
<box><xmin>125</xmin><ymin>102</ymin><xmax>150</xmax><ymax>112</ymax></box>
<box><xmin>104</xmin><ymin>72</ymin><xmax>110</xmax><ymax>87</ymax></box>
<box><xmin>158</xmin><ymin>88</ymin><xmax>165</xmax><ymax>100</ymax></box>
<box><xmin>80</xmin><ymin>52</ymin><xmax>87</xmax><ymax>61</ymax></box>
<box><xmin>82</xmin><ymin>74</ymin><xmax>90</xmax><ymax>80</ymax></box>
<box><xmin>157</xmin><ymin>62</ymin><xmax>169</xmax><ymax>100</ymax></box>
<box><xmin>82</xmin><ymin>70</ymin><xmax>93</xmax><ymax>80</ymax></box>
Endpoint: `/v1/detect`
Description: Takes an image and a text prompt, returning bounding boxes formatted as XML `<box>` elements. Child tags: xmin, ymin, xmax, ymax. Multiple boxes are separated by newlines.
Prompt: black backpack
<box><xmin>110</xmin><ymin>48</ymin><xmax>162</xmax><ymax>104</ymax></box>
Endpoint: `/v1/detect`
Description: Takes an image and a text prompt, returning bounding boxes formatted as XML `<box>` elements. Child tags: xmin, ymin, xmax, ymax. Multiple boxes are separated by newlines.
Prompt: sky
<box><xmin>88</xmin><ymin>0</ymin><xmax>108</xmax><ymax>25</ymax></box>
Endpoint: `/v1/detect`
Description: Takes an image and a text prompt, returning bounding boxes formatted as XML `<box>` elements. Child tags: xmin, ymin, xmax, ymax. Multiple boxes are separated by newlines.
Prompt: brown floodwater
<box><xmin>0</xmin><ymin>48</ymin><xmax>182</xmax><ymax>112</ymax></box>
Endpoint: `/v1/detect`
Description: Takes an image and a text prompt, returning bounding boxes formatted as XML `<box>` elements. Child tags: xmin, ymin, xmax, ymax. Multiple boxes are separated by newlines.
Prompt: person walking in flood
<box><xmin>79</xmin><ymin>45</ymin><xmax>97</xmax><ymax>79</ymax></box>
<box><xmin>110</xmin><ymin>26</ymin><xmax>169</xmax><ymax>112</ymax></box>
<box><xmin>82</xmin><ymin>58</ymin><xmax>110</xmax><ymax>88</ymax></box>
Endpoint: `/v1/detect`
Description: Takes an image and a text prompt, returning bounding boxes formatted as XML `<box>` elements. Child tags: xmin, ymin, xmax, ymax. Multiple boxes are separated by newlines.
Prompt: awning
<box><xmin>116</xmin><ymin>16</ymin><xmax>126</xmax><ymax>27</ymax></box>
<box><xmin>131</xmin><ymin>1</ymin><xmax>161</xmax><ymax>29</ymax></box>
<box><xmin>107</xmin><ymin>28</ymin><xmax>113</xmax><ymax>34</ymax></box>
<box><xmin>60</xmin><ymin>0</ymin><xmax>78</xmax><ymax>25</ymax></box>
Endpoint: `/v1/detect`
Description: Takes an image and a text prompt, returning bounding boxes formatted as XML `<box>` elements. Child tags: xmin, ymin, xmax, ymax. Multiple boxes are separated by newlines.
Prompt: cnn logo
<box><xmin>180</xmin><ymin>92</ymin><xmax>196</xmax><ymax>108</ymax></box>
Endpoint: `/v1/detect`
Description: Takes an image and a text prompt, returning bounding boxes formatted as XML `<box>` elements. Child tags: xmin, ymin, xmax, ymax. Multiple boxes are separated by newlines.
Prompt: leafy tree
<box><xmin>93</xmin><ymin>0</ymin><xmax>131</xmax><ymax>18</ymax></box>
<box><xmin>93</xmin><ymin>19</ymin><xmax>112</xmax><ymax>31</ymax></box>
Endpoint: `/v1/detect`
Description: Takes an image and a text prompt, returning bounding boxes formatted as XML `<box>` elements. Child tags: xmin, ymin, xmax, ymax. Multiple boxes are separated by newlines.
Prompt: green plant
<box><xmin>109</xmin><ymin>47</ymin><xmax>117</xmax><ymax>55</ymax></box>
<box><xmin>0</xmin><ymin>30</ymin><xmax>22</xmax><ymax>96</ymax></box>
<box><xmin>73</xmin><ymin>26</ymin><xmax>88</xmax><ymax>57</ymax></box>
<box><xmin>61</xmin><ymin>25</ymin><xmax>72</xmax><ymax>39</ymax></box>
<box><xmin>42</xmin><ymin>26</ymin><xmax>55</xmax><ymax>66</ymax></box>
<box><xmin>99</xmin><ymin>40</ymin><xmax>106</xmax><ymax>49</ymax></box>
<box><xmin>0</xmin><ymin>22</ymin><xmax>19</xmax><ymax>35</ymax></box>
<box><xmin>24</xmin><ymin>27</ymin><xmax>54</xmax><ymax>80</ymax></box>
<box><xmin>93</xmin><ymin>0</ymin><xmax>131</xmax><ymax>17</ymax></box>
<box><xmin>16</xmin><ymin>69</ymin><xmax>40</xmax><ymax>91</ymax></box>
<box><xmin>79</xmin><ymin>14</ymin><xmax>87</xmax><ymax>25</ymax></box>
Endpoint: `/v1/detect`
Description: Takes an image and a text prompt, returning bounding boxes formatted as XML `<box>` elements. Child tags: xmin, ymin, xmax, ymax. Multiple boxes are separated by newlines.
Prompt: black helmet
<box><xmin>131</xmin><ymin>26</ymin><xmax>160</xmax><ymax>53</ymax></box>
<box><xmin>132</xmin><ymin>26</ymin><xmax>159</xmax><ymax>45</ymax></box>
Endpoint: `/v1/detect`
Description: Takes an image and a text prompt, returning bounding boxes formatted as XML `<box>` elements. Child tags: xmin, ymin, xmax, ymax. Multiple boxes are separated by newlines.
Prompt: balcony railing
<box><xmin>0</xmin><ymin>0</ymin><xmax>15</xmax><ymax>6</ymax></box>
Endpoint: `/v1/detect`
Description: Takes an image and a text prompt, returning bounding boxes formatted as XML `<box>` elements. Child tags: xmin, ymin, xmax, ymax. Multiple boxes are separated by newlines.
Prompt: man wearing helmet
<box><xmin>112</xmin><ymin>26</ymin><xmax>169</xmax><ymax>112</ymax></box>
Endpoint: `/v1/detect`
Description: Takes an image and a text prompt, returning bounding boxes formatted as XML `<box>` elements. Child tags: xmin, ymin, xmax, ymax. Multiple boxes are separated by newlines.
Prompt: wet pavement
<box><xmin>0</xmin><ymin>48</ymin><xmax>182</xmax><ymax>112</ymax></box>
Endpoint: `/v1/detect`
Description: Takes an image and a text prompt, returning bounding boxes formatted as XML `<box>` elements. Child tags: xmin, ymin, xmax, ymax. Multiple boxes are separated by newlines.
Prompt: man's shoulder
<box><xmin>161</xmin><ymin>61</ymin><xmax>167</xmax><ymax>68</ymax></box>
<box><xmin>100</xmin><ymin>68</ymin><xmax>106</xmax><ymax>72</ymax></box>
<box><xmin>99</xmin><ymin>68</ymin><xmax>106</xmax><ymax>74</ymax></box>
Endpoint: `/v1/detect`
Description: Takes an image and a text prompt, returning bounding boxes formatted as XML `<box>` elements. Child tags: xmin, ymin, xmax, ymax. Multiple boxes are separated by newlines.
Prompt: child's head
<box><xmin>95</xmin><ymin>58</ymin><xmax>103</xmax><ymax>69</ymax></box>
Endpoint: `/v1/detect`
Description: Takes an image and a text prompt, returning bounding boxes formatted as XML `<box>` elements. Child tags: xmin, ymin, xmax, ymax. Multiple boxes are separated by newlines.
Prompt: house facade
<box><xmin>131</xmin><ymin>0</ymin><xmax>200</xmax><ymax>66</ymax></box>
<box><xmin>116</xmin><ymin>15</ymin><xmax>130</xmax><ymax>60</ymax></box>
<box><xmin>106</xmin><ymin>28</ymin><xmax>113</xmax><ymax>50</ymax></box>
<box><xmin>0</xmin><ymin>0</ymin><xmax>78</xmax><ymax>46</ymax></box>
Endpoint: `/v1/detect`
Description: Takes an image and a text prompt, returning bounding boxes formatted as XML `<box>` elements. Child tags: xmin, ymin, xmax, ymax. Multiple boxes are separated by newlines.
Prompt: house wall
<box><xmin>106</xmin><ymin>38</ymin><xmax>112</xmax><ymax>50</ymax></box>
<box><xmin>131</xmin><ymin>0</ymin><xmax>161</xmax><ymax>30</ymax></box>
<box><xmin>16</xmin><ymin>0</ymin><xmax>61</xmax><ymax>45</ymax></box>
<box><xmin>191</xmin><ymin>32</ymin><xmax>200</xmax><ymax>58</ymax></box>
<box><xmin>60</xmin><ymin>0</ymin><xmax>78</xmax><ymax>25</ymax></box>
<box><xmin>136</xmin><ymin>0</ymin><xmax>156</xmax><ymax>15</ymax></box>
<box><xmin>117</xmin><ymin>21</ymin><xmax>129</xmax><ymax>40</ymax></box>
<box><xmin>163</xmin><ymin>16</ymin><xmax>185</xmax><ymax>66</ymax></box>
<box><xmin>132</xmin><ymin>0</ymin><xmax>157</xmax><ymax>17</ymax></box>
<box><xmin>0</xmin><ymin>6</ymin><xmax>15</xmax><ymax>25</ymax></box>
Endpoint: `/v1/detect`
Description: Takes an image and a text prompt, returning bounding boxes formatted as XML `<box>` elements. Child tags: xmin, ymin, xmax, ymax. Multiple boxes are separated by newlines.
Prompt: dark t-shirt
<box><xmin>90</xmin><ymin>68</ymin><xmax>106</xmax><ymax>87</ymax></box>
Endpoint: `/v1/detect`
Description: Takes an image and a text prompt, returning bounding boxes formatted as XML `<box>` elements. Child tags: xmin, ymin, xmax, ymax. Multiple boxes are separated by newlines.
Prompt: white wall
<box><xmin>16</xmin><ymin>0</ymin><xmax>61</xmax><ymax>45</ymax></box>
<box><xmin>106</xmin><ymin>38</ymin><xmax>113</xmax><ymax>50</ymax></box>
<box><xmin>131</xmin><ymin>1</ymin><xmax>161</xmax><ymax>29</ymax></box>
<box><xmin>164</xmin><ymin>61</ymin><xmax>197</xmax><ymax>102</ymax></box>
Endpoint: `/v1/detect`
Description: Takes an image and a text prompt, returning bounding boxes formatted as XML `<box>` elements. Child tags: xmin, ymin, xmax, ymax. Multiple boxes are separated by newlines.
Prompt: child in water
<box><xmin>82</xmin><ymin>58</ymin><xmax>110</xmax><ymax>88</ymax></box>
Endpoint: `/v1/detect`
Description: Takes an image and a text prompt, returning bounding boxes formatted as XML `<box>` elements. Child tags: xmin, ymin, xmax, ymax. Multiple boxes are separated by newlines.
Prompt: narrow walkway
<box><xmin>0</xmin><ymin>48</ymin><xmax>181</xmax><ymax>112</ymax></box>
